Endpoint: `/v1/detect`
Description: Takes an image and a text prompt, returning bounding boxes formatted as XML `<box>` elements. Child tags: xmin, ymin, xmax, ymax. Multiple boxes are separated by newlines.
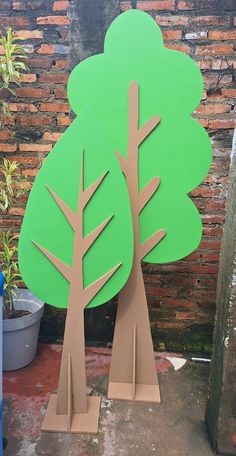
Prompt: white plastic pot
<box><xmin>3</xmin><ymin>289</ymin><xmax>44</xmax><ymax>371</ymax></box>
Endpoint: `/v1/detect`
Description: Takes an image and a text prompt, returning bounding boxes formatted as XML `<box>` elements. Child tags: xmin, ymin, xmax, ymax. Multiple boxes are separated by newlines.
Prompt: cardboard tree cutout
<box><xmin>67</xmin><ymin>10</ymin><xmax>212</xmax><ymax>402</ymax></box>
<box><xmin>18</xmin><ymin>109</ymin><xmax>133</xmax><ymax>432</ymax></box>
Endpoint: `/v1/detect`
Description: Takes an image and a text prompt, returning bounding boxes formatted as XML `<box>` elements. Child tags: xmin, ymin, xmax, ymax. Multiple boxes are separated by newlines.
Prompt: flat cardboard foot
<box><xmin>41</xmin><ymin>394</ymin><xmax>101</xmax><ymax>433</ymax></box>
<box><xmin>108</xmin><ymin>382</ymin><xmax>161</xmax><ymax>403</ymax></box>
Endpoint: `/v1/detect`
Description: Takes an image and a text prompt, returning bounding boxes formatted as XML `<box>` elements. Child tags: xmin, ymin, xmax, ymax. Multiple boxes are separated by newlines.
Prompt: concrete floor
<box><xmin>3</xmin><ymin>344</ymin><xmax>215</xmax><ymax>456</ymax></box>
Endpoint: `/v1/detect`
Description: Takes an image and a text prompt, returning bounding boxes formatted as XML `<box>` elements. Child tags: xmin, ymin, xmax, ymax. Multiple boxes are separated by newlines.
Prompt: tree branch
<box><xmin>84</xmin><ymin>262</ymin><xmax>122</xmax><ymax>307</ymax></box>
<box><xmin>32</xmin><ymin>240</ymin><xmax>72</xmax><ymax>282</ymax></box>
<box><xmin>82</xmin><ymin>171</ymin><xmax>108</xmax><ymax>209</ymax></box>
<box><xmin>115</xmin><ymin>150</ymin><xmax>128</xmax><ymax>176</ymax></box>
<box><xmin>138</xmin><ymin>115</ymin><xmax>160</xmax><ymax>146</ymax></box>
<box><xmin>138</xmin><ymin>177</ymin><xmax>160</xmax><ymax>214</ymax></box>
<box><xmin>46</xmin><ymin>185</ymin><xmax>76</xmax><ymax>229</ymax></box>
<box><xmin>82</xmin><ymin>215</ymin><xmax>113</xmax><ymax>257</ymax></box>
<box><xmin>140</xmin><ymin>229</ymin><xmax>166</xmax><ymax>260</ymax></box>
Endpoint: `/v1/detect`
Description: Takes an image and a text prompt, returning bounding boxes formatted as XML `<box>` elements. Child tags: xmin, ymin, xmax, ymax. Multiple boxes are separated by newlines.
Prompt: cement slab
<box><xmin>3</xmin><ymin>344</ymin><xmax>215</xmax><ymax>456</ymax></box>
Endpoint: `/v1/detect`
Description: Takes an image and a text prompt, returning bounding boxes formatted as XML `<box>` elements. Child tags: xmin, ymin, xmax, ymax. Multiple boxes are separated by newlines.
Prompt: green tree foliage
<box><xmin>68</xmin><ymin>10</ymin><xmax>212</xmax><ymax>264</ymax></box>
<box><xmin>18</xmin><ymin>109</ymin><xmax>133</xmax><ymax>309</ymax></box>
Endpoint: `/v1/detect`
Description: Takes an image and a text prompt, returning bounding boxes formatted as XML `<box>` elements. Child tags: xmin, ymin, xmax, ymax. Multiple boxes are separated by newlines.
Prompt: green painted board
<box><xmin>68</xmin><ymin>9</ymin><xmax>212</xmax><ymax>263</ymax></box>
<box><xmin>18</xmin><ymin>108</ymin><xmax>133</xmax><ymax>308</ymax></box>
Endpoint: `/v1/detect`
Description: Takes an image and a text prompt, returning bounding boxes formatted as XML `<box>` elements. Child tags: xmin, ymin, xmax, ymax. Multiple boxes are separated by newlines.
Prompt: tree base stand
<box><xmin>108</xmin><ymin>382</ymin><xmax>160</xmax><ymax>402</ymax></box>
<box><xmin>41</xmin><ymin>394</ymin><xmax>101</xmax><ymax>434</ymax></box>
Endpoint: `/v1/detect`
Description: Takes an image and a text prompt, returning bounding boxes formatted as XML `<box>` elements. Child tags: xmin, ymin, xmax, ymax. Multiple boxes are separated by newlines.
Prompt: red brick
<box><xmin>53</xmin><ymin>1</ymin><xmax>69</xmax><ymax>10</ymax></box>
<box><xmin>57</xmin><ymin>29</ymin><xmax>69</xmax><ymax>40</ymax></box>
<box><xmin>37</xmin><ymin>16</ymin><xmax>70</xmax><ymax>25</ymax></box>
<box><xmin>8</xmin><ymin>207</ymin><xmax>25</xmax><ymax>216</ymax></box>
<box><xmin>29</xmin><ymin>58</ymin><xmax>52</xmax><ymax>69</ymax></box>
<box><xmin>9</xmin><ymin>103</ymin><xmax>38</xmax><ymax>113</ymax></box>
<box><xmin>166</xmin><ymin>43</ymin><xmax>190</xmax><ymax>54</ymax></box>
<box><xmin>13</xmin><ymin>1</ymin><xmax>46</xmax><ymax>9</ymax></box>
<box><xmin>185</xmin><ymin>31</ymin><xmax>208</xmax><ymax>40</ymax></box>
<box><xmin>178</xmin><ymin>0</ymin><xmax>195</xmax><ymax>9</ymax></box>
<box><xmin>57</xmin><ymin>115</ymin><xmax>71</xmax><ymax>126</ymax></box>
<box><xmin>231</xmin><ymin>434</ymin><xmax>236</xmax><ymax>445</ymax></box>
<box><xmin>208</xmin><ymin>119</ymin><xmax>235</xmax><ymax>129</ymax></box>
<box><xmin>156</xmin><ymin>15</ymin><xmax>189</xmax><ymax>26</ymax></box>
<box><xmin>175</xmin><ymin>311</ymin><xmax>196</xmax><ymax>320</ymax></box>
<box><xmin>194</xmin><ymin>289</ymin><xmax>217</xmax><ymax>300</ymax></box>
<box><xmin>222</xmin><ymin>89</ymin><xmax>236</xmax><ymax>98</ymax></box>
<box><xmin>156</xmin><ymin>321</ymin><xmax>190</xmax><ymax>329</ymax></box>
<box><xmin>15</xmin><ymin>88</ymin><xmax>50</xmax><ymax>98</ymax></box>
<box><xmin>54</xmin><ymin>88</ymin><xmax>68</xmax><ymax>99</ymax></box>
<box><xmin>17</xmin><ymin>115</ymin><xmax>52</xmax><ymax>127</ymax></box>
<box><xmin>120</xmin><ymin>1</ymin><xmax>131</xmax><ymax>10</ymax></box>
<box><xmin>202</xmin><ymin>214</ymin><xmax>224</xmax><ymax>224</ymax></box>
<box><xmin>168</xmin><ymin>277</ymin><xmax>198</xmax><ymax>286</ymax></box>
<box><xmin>162</xmin><ymin>30</ymin><xmax>182</xmax><ymax>40</ymax></box>
<box><xmin>23</xmin><ymin>169</ymin><xmax>39</xmax><ymax>177</ymax></box>
<box><xmin>188</xmin><ymin>264</ymin><xmax>219</xmax><ymax>274</ymax></box>
<box><xmin>190</xmin><ymin>15</ymin><xmax>230</xmax><ymax>26</ymax></box>
<box><xmin>0</xmin><ymin>131</ymin><xmax>13</xmax><ymax>140</ymax></box>
<box><xmin>197</xmin><ymin>118</ymin><xmax>209</xmax><ymax>128</ymax></box>
<box><xmin>203</xmin><ymin>73</ymin><xmax>233</xmax><ymax>86</ymax></box>
<box><xmin>0</xmin><ymin>115</ymin><xmax>15</xmax><ymax>126</ymax></box>
<box><xmin>199</xmin><ymin>60</ymin><xmax>212</xmax><ymax>70</ymax></box>
<box><xmin>1</xmin><ymin>2</ymin><xmax>12</xmax><ymax>9</ymax></box>
<box><xmin>206</xmin><ymin>201</ymin><xmax>225</xmax><ymax>211</ymax></box>
<box><xmin>37</xmin><ymin>44</ymin><xmax>56</xmax><ymax>55</ymax></box>
<box><xmin>52</xmin><ymin>59</ymin><xmax>67</xmax><ymax>70</ymax></box>
<box><xmin>40</xmin><ymin>103</ymin><xmax>70</xmax><ymax>113</ymax></box>
<box><xmin>209</xmin><ymin>30</ymin><xmax>236</xmax><ymax>41</ymax></box>
<box><xmin>19</xmin><ymin>74</ymin><xmax>37</xmax><ymax>83</ymax></box>
<box><xmin>138</xmin><ymin>0</ymin><xmax>175</xmax><ymax>10</ymax></box>
<box><xmin>162</xmin><ymin>299</ymin><xmax>194</xmax><ymax>308</ymax></box>
<box><xmin>201</xmin><ymin>252</ymin><xmax>220</xmax><ymax>262</ymax></box>
<box><xmin>148</xmin><ymin>287</ymin><xmax>177</xmax><ymax>297</ymax></box>
<box><xmin>19</xmin><ymin>144</ymin><xmax>52</xmax><ymax>152</ymax></box>
<box><xmin>191</xmin><ymin>187</ymin><xmax>222</xmax><ymax>197</ymax></box>
<box><xmin>0</xmin><ymin>16</ymin><xmax>30</xmax><ymax>26</ymax></box>
<box><xmin>14</xmin><ymin>30</ymin><xmax>43</xmax><ymax>39</ymax></box>
<box><xmin>212</xmin><ymin>59</ymin><xmax>236</xmax><ymax>70</ymax></box>
<box><xmin>10</xmin><ymin>156</ymin><xmax>41</xmax><ymax>165</ymax></box>
<box><xmin>196</xmin><ymin>104</ymin><xmax>231</xmax><ymax>115</ymax></box>
<box><xmin>39</xmin><ymin>73</ymin><xmax>68</xmax><ymax>84</ymax></box>
<box><xmin>0</xmin><ymin>144</ymin><xmax>17</xmax><ymax>152</ymax></box>
<box><xmin>195</xmin><ymin>44</ymin><xmax>234</xmax><ymax>56</ymax></box>
<box><xmin>43</xmin><ymin>132</ymin><xmax>62</xmax><ymax>141</ymax></box>
<box><xmin>183</xmin><ymin>252</ymin><xmax>201</xmax><ymax>261</ymax></box>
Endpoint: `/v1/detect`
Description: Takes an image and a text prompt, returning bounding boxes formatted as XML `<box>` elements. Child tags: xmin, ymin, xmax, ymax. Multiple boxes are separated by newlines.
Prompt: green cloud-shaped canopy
<box><xmin>67</xmin><ymin>9</ymin><xmax>212</xmax><ymax>263</ymax></box>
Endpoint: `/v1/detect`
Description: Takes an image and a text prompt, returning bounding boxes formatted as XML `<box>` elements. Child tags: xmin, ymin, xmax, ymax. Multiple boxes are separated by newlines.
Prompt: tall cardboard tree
<box><xmin>67</xmin><ymin>10</ymin><xmax>212</xmax><ymax>402</ymax></box>
<box><xmin>18</xmin><ymin>108</ymin><xmax>133</xmax><ymax>432</ymax></box>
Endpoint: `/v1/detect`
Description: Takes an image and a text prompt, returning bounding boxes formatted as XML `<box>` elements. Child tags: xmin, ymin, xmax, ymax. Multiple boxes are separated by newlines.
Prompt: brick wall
<box><xmin>0</xmin><ymin>0</ymin><xmax>235</xmax><ymax>351</ymax></box>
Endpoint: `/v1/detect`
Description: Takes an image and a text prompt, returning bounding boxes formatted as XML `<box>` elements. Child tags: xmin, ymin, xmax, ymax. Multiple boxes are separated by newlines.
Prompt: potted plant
<box><xmin>0</xmin><ymin>28</ymin><xmax>44</xmax><ymax>370</ymax></box>
<box><xmin>0</xmin><ymin>160</ymin><xmax>44</xmax><ymax>370</ymax></box>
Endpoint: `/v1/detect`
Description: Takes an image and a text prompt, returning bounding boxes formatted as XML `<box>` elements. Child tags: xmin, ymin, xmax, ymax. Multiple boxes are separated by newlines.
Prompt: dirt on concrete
<box><xmin>3</xmin><ymin>344</ymin><xmax>215</xmax><ymax>456</ymax></box>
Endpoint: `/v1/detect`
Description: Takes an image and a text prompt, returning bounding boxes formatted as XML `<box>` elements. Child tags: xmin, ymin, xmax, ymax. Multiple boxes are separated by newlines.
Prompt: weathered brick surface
<box><xmin>0</xmin><ymin>0</ymin><xmax>235</xmax><ymax>349</ymax></box>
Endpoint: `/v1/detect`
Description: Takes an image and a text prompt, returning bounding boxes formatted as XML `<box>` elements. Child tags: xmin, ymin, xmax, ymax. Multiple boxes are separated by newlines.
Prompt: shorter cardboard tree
<box><xmin>19</xmin><ymin>109</ymin><xmax>133</xmax><ymax>432</ymax></box>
